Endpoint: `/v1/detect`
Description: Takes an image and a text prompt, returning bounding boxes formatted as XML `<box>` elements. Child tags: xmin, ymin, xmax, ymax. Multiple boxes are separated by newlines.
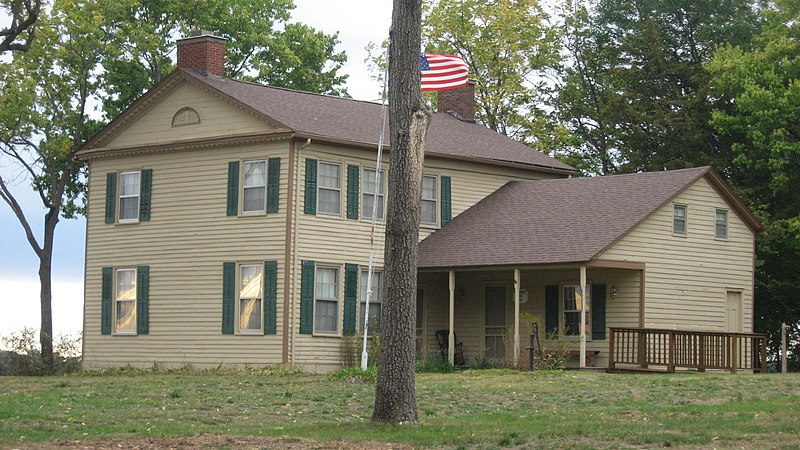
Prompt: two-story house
<box><xmin>77</xmin><ymin>32</ymin><xmax>763</xmax><ymax>373</ymax></box>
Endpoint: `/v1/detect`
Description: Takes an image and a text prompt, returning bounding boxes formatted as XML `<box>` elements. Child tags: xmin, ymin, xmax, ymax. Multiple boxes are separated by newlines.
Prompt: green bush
<box><xmin>1</xmin><ymin>327</ymin><xmax>82</xmax><ymax>375</ymax></box>
<box><xmin>416</xmin><ymin>357</ymin><xmax>456</xmax><ymax>373</ymax></box>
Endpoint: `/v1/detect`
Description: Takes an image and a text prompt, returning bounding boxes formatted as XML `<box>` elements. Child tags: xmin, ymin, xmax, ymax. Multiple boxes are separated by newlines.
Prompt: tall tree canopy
<box><xmin>422</xmin><ymin>0</ymin><xmax>571</xmax><ymax>154</ymax></box>
<box><xmin>707</xmin><ymin>1</ymin><xmax>800</xmax><ymax>370</ymax></box>
<box><xmin>0</xmin><ymin>0</ymin><xmax>113</xmax><ymax>371</ymax></box>
<box><xmin>100</xmin><ymin>0</ymin><xmax>349</xmax><ymax>118</ymax></box>
<box><xmin>555</xmin><ymin>0</ymin><xmax>761</xmax><ymax>175</ymax></box>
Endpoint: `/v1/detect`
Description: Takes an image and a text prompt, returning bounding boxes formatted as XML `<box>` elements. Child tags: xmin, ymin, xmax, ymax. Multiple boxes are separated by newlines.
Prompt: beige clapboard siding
<box><xmin>83</xmin><ymin>141</ymin><xmax>290</xmax><ymax>369</ymax></box>
<box><xmin>288</xmin><ymin>144</ymin><xmax>558</xmax><ymax>371</ymax></box>
<box><xmin>599</xmin><ymin>177</ymin><xmax>755</xmax><ymax>333</ymax></box>
<box><xmin>104</xmin><ymin>82</ymin><xmax>273</xmax><ymax>149</ymax></box>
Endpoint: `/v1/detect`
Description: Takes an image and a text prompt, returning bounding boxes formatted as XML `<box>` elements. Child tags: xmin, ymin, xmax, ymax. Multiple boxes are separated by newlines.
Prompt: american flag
<box><xmin>420</xmin><ymin>53</ymin><xmax>469</xmax><ymax>91</ymax></box>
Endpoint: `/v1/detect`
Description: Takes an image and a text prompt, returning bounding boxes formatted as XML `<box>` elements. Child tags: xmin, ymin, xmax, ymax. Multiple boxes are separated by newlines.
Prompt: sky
<box><xmin>0</xmin><ymin>0</ymin><xmax>393</xmax><ymax>341</ymax></box>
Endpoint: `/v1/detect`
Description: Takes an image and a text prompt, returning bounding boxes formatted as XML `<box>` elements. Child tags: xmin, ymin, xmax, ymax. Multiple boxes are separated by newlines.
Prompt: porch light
<box><xmin>610</xmin><ymin>285</ymin><xmax>617</xmax><ymax>299</ymax></box>
<box><xmin>458</xmin><ymin>288</ymin><xmax>466</xmax><ymax>301</ymax></box>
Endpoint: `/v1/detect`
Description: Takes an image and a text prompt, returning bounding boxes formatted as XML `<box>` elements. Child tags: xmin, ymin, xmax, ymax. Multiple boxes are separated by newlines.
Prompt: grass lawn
<box><xmin>1</xmin><ymin>369</ymin><xmax>798</xmax><ymax>449</ymax></box>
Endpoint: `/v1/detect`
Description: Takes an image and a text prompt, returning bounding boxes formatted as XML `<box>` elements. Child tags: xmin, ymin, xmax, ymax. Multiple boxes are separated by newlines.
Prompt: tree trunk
<box><xmin>372</xmin><ymin>0</ymin><xmax>431</xmax><ymax>424</ymax></box>
<box><xmin>39</xmin><ymin>207</ymin><xmax>58</xmax><ymax>373</ymax></box>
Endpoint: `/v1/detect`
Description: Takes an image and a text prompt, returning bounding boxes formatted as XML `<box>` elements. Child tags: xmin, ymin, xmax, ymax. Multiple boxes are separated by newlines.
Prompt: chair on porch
<box><xmin>435</xmin><ymin>329</ymin><xmax>465</xmax><ymax>366</ymax></box>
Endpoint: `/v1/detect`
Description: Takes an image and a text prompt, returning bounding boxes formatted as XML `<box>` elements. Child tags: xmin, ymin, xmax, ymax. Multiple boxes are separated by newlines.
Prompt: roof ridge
<box><xmin>220</xmin><ymin>74</ymin><xmax>387</xmax><ymax>107</ymax></box>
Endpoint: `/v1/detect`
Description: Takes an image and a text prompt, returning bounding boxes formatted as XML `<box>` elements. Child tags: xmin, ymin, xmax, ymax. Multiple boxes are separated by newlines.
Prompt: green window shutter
<box><xmin>227</xmin><ymin>162</ymin><xmax>239</xmax><ymax>216</ymax></box>
<box><xmin>101</xmin><ymin>267</ymin><xmax>113</xmax><ymax>335</ymax></box>
<box><xmin>545</xmin><ymin>285</ymin><xmax>559</xmax><ymax>337</ymax></box>
<box><xmin>591</xmin><ymin>284</ymin><xmax>607</xmax><ymax>340</ymax></box>
<box><xmin>304</xmin><ymin>158</ymin><xmax>317</xmax><ymax>215</ymax></box>
<box><xmin>105</xmin><ymin>172</ymin><xmax>117</xmax><ymax>224</ymax></box>
<box><xmin>264</xmin><ymin>260</ymin><xmax>278</xmax><ymax>334</ymax></box>
<box><xmin>266</xmin><ymin>157</ymin><xmax>281</xmax><ymax>213</ymax></box>
<box><xmin>441</xmin><ymin>176</ymin><xmax>452</xmax><ymax>225</ymax></box>
<box><xmin>346</xmin><ymin>165</ymin><xmax>359</xmax><ymax>220</ymax></box>
<box><xmin>222</xmin><ymin>262</ymin><xmax>235</xmax><ymax>334</ymax></box>
<box><xmin>299</xmin><ymin>260</ymin><xmax>315</xmax><ymax>334</ymax></box>
<box><xmin>139</xmin><ymin>169</ymin><xmax>152</xmax><ymax>221</ymax></box>
<box><xmin>136</xmin><ymin>265</ymin><xmax>150</xmax><ymax>334</ymax></box>
<box><xmin>343</xmin><ymin>263</ymin><xmax>358</xmax><ymax>335</ymax></box>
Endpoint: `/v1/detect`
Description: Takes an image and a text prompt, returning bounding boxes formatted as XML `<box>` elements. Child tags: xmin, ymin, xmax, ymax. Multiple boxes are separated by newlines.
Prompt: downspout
<box><xmin>288</xmin><ymin>137</ymin><xmax>311</xmax><ymax>366</ymax></box>
<box><xmin>282</xmin><ymin>140</ymin><xmax>296</xmax><ymax>364</ymax></box>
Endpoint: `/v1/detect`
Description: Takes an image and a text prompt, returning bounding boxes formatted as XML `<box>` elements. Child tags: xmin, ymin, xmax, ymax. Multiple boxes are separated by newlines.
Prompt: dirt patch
<box><xmin>15</xmin><ymin>436</ymin><xmax>413</xmax><ymax>450</ymax></box>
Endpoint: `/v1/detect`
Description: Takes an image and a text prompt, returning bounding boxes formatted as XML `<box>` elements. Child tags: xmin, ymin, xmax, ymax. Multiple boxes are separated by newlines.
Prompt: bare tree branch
<box><xmin>0</xmin><ymin>0</ymin><xmax>43</xmax><ymax>54</ymax></box>
<box><xmin>0</xmin><ymin>174</ymin><xmax>43</xmax><ymax>256</ymax></box>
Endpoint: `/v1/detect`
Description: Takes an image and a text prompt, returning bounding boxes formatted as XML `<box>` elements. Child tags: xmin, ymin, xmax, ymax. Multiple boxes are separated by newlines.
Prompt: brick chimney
<box><xmin>176</xmin><ymin>30</ymin><xmax>227</xmax><ymax>77</ymax></box>
<box><xmin>436</xmin><ymin>80</ymin><xmax>476</xmax><ymax>122</ymax></box>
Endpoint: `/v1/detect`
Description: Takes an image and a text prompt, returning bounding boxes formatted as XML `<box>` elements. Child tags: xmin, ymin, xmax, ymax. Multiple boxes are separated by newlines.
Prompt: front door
<box><xmin>485</xmin><ymin>286</ymin><xmax>507</xmax><ymax>360</ymax></box>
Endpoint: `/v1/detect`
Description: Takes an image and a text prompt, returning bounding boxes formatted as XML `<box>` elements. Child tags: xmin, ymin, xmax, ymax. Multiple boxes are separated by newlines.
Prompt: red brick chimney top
<box><xmin>436</xmin><ymin>80</ymin><xmax>476</xmax><ymax>122</ymax></box>
<box><xmin>176</xmin><ymin>30</ymin><xmax>227</xmax><ymax>77</ymax></box>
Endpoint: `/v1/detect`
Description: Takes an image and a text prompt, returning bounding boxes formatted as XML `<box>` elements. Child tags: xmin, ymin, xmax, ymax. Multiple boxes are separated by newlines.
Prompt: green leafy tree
<box><xmin>0</xmin><ymin>0</ymin><xmax>113</xmax><ymax>372</ymax></box>
<box><xmin>100</xmin><ymin>0</ymin><xmax>348</xmax><ymax>118</ymax></box>
<box><xmin>555</xmin><ymin>0</ymin><xmax>761</xmax><ymax>175</ymax></box>
<box><xmin>422</xmin><ymin>0</ymin><xmax>571</xmax><ymax>154</ymax></box>
<box><xmin>708</xmin><ymin>2</ymin><xmax>800</xmax><ymax>369</ymax></box>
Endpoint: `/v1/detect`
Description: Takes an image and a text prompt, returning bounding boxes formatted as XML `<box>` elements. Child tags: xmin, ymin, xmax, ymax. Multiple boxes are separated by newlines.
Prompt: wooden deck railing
<box><xmin>609</xmin><ymin>327</ymin><xmax>768</xmax><ymax>373</ymax></box>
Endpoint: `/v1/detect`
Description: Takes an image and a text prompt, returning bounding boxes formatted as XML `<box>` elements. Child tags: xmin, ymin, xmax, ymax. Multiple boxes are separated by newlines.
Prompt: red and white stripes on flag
<box><xmin>420</xmin><ymin>53</ymin><xmax>469</xmax><ymax>91</ymax></box>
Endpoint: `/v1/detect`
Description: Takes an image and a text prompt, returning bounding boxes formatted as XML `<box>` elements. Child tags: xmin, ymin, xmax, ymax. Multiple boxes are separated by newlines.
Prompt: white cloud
<box><xmin>0</xmin><ymin>276</ymin><xmax>84</xmax><ymax>343</ymax></box>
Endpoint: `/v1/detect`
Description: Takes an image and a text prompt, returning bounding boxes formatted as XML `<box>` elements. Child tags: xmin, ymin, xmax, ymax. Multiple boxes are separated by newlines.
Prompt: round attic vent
<box><xmin>172</xmin><ymin>107</ymin><xmax>200</xmax><ymax>127</ymax></box>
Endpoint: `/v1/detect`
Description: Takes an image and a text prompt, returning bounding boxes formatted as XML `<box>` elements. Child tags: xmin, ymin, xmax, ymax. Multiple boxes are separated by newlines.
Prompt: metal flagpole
<box><xmin>361</xmin><ymin>55</ymin><xmax>390</xmax><ymax>371</ymax></box>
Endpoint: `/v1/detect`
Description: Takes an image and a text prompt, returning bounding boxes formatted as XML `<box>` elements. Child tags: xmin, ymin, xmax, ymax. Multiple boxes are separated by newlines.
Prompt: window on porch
<box><xmin>562</xmin><ymin>284</ymin><xmax>591</xmax><ymax>337</ymax></box>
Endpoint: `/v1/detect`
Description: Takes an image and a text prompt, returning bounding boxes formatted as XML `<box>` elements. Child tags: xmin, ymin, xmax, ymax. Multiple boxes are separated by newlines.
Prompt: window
<box><xmin>242</xmin><ymin>160</ymin><xmax>266</xmax><ymax>213</ymax></box>
<box><xmin>359</xmin><ymin>270</ymin><xmax>382</xmax><ymax>333</ymax></box>
<box><xmin>119</xmin><ymin>172</ymin><xmax>141</xmax><ymax>221</ymax></box>
<box><xmin>314</xmin><ymin>266</ymin><xmax>339</xmax><ymax>333</ymax></box>
<box><xmin>362</xmin><ymin>168</ymin><xmax>385</xmax><ymax>221</ymax></box>
<box><xmin>239</xmin><ymin>264</ymin><xmax>263</xmax><ymax>332</ymax></box>
<box><xmin>421</xmin><ymin>175</ymin><xmax>438</xmax><ymax>226</ymax></box>
<box><xmin>172</xmin><ymin>107</ymin><xmax>200</xmax><ymax>127</ymax></box>
<box><xmin>115</xmin><ymin>268</ymin><xmax>137</xmax><ymax>333</ymax></box>
<box><xmin>673</xmin><ymin>204</ymin><xmax>687</xmax><ymax>235</ymax></box>
<box><xmin>318</xmin><ymin>162</ymin><xmax>341</xmax><ymax>216</ymax></box>
<box><xmin>562</xmin><ymin>284</ymin><xmax>591</xmax><ymax>337</ymax></box>
<box><xmin>715</xmin><ymin>209</ymin><xmax>728</xmax><ymax>239</ymax></box>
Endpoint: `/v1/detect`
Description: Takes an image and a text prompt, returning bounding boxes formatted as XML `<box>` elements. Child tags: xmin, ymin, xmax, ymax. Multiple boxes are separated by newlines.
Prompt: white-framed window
<box><xmin>715</xmin><ymin>209</ymin><xmax>728</xmax><ymax>239</ymax></box>
<box><xmin>318</xmin><ymin>162</ymin><xmax>341</xmax><ymax>216</ymax></box>
<box><xmin>314</xmin><ymin>266</ymin><xmax>339</xmax><ymax>333</ymax></box>
<box><xmin>115</xmin><ymin>268</ymin><xmax>137</xmax><ymax>333</ymax></box>
<box><xmin>562</xmin><ymin>284</ymin><xmax>591</xmax><ymax>337</ymax></box>
<box><xmin>359</xmin><ymin>270</ymin><xmax>382</xmax><ymax>333</ymax></box>
<box><xmin>239</xmin><ymin>264</ymin><xmax>263</xmax><ymax>332</ymax></box>
<box><xmin>421</xmin><ymin>175</ymin><xmax>438</xmax><ymax>226</ymax></box>
<box><xmin>362</xmin><ymin>168</ymin><xmax>385</xmax><ymax>221</ymax></box>
<box><xmin>119</xmin><ymin>171</ymin><xmax>141</xmax><ymax>222</ymax></box>
<box><xmin>673</xmin><ymin>204</ymin><xmax>687</xmax><ymax>235</ymax></box>
<box><xmin>242</xmin><ymin>160</ymin><xmax>267</xmax><ymax>213</ymax></box>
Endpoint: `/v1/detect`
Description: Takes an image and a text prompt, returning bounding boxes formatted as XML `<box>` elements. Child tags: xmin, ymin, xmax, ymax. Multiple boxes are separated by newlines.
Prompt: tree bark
<box><xmin>372</xmin><ymin>0</ymin><xmax>431</xmax><ymax>424</ymax></box>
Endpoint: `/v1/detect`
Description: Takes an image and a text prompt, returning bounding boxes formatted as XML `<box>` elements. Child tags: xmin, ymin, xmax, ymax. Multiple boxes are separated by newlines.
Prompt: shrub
<box><xmin>416</xmin><ymin>356</ymin><xmax>456</xmax><ymax>373</ymax></box>
<box><xmin>535</xmin><ymin>331</ymin><xmax>570</xmax><ymax>371</ymax></box>
<box><xmin>0</xmin><ymin>327</ymin><xmax>82</xmax><ymax>375</ymax></box>
<box><xmin>339</xmin><ymin>333</ymin><xmax>381</xmax><ymax>368</ymax></box>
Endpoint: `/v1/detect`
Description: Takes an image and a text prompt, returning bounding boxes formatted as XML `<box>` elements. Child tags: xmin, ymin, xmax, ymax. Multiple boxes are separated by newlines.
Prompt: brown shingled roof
<box><xmin>181</xmin><ymin>70</ymin><xmax>574</xmax><ymax>172</ymax></box>
<box><xmin>418</xmin><ymin>167</ymin><xmax>763</xmax><ymax>269</ymax></box>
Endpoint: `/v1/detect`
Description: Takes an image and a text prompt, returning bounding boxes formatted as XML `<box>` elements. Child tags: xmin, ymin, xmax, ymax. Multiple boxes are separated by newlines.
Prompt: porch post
<box><xmin>514</xmin><ymin>268</ymin><xmax>521</xmax><ymax>367</ymax></box>
<box><xmin>448</xmin><ymin>269</ymin><xmax>455</xmax><ymax>366</ymax></box>
<box><xmin>580</xmin><ymin>265</ymin><xmax>587</xmax><ymax>369</ymax></box>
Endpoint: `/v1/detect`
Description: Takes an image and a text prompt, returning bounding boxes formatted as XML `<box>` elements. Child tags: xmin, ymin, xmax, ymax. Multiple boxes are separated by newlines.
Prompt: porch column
<box><xmin>448</xmin><ymin>269</ymin><xmax>455</xmax><ymax>365</ymax></box>
<box><xmin>580</xmin><ymin>265</ymin><xmax>587</xmax><ymax>369</ymax></box>
<box><xmin>514</xmin><ymin>268</ymin><xmax>521</xmax><ymax>367</ymax></box>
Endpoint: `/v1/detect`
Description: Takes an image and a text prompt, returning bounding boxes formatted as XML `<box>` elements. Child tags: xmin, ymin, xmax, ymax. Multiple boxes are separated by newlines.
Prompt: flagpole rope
<box><xmin>361</xmin><ymin>48</ymin><xmax>390</xmax><ymax>371</ymax></box>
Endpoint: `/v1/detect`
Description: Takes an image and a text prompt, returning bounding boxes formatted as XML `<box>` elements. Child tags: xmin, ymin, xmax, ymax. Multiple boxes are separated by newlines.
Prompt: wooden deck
<box><xmin>608</xmin><ymin>327</ymin><xmax>768</xmax><ymax>374</ymax></box>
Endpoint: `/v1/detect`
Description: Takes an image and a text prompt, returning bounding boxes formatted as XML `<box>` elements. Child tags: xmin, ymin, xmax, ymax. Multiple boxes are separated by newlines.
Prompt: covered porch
<box><xmin>415</xmin><ymin>260</ymin><xmax>645</xmax><ymax>369</ymax></box>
